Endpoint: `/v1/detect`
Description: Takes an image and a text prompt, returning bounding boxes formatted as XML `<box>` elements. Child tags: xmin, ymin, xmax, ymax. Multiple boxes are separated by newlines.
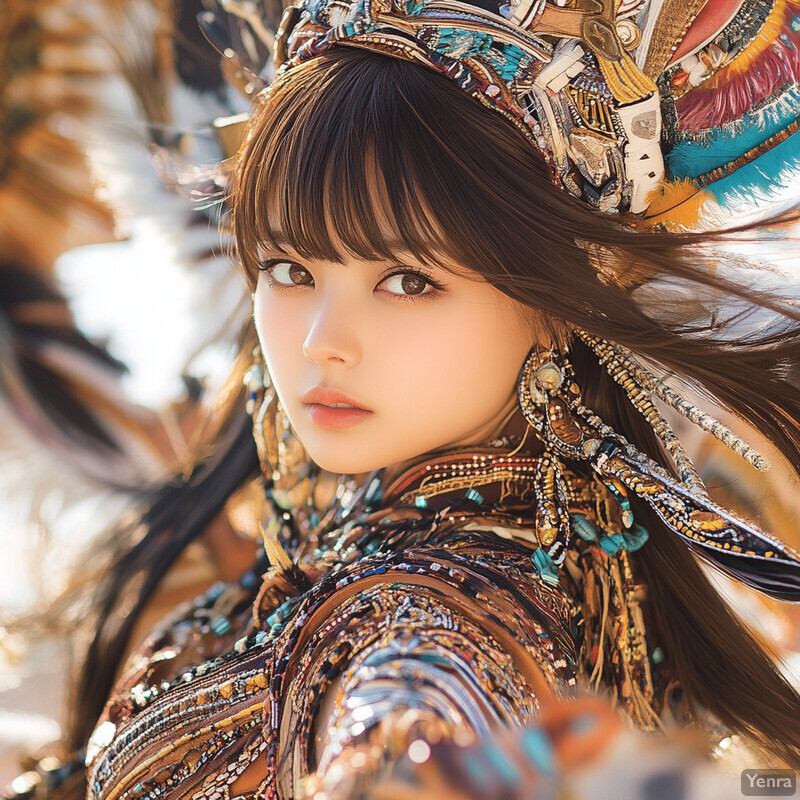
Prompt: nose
<box><xmin>302</xmin><ymin>296</ymin><xmax>361</xmax><ymax>367</ymax></box>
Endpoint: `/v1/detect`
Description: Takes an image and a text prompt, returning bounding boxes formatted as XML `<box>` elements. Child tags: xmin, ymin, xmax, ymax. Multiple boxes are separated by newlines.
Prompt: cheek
<box><xmin>379</xmin><ymin>300</ymin><xmax>532</xmax><ymax>424</ymax></box>
<box><xmin>253</xmin><ymin>282</ymin><xmax>271</xmax><ymax>344</ymax></box>
<box><xmin>253</xmin><ymin>285</ymin><xmax>303</xmax><ymax>389</ymax></box>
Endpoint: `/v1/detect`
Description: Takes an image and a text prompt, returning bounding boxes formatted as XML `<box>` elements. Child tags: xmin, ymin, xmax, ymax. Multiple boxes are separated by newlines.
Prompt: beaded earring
<box><xmin>516</xmin><ymin>340</ymin><xmax>800</xmax><ymax>600</ymax></box>
<box><xmin>244</xmin><ymin>355</ymin><xmax>314</xmax><ymax>512</ymax></box>
<box><xmin>244</xmin><ymin>351</ymin><xmax>344</xmax><ymax>568</ymax></box>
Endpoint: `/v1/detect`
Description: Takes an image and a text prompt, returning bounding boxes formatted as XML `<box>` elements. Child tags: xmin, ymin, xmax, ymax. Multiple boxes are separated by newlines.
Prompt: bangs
<box><xmin>232</xmin><ymin>47</ymin><xmax>521</xmax><ymax>284</ymax></box>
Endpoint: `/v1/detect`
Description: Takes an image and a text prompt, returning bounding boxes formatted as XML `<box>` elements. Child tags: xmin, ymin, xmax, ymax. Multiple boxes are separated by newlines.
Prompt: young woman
<box><xmin>13</xmin><ymin>0</ymin><xmax>800</xmax><ymax>798</ymax></box>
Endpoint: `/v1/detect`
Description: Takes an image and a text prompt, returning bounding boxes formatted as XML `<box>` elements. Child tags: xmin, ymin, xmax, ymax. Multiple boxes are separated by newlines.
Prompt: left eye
<box><xmin>381</xmin><ymin>272</ymin><xmax>433</xmax><ymax>296</ymax></box>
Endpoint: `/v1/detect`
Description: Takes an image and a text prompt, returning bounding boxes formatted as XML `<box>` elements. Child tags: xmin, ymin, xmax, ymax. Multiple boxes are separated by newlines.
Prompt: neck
<box><xmin>381</xmin><ymin>408</ymin><xmax>541</xmax><ymax>486</ymax></box>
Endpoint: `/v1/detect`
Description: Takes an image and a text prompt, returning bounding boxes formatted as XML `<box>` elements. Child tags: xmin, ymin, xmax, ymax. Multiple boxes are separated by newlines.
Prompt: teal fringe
<box><xmin>708</xmin><ymin>128</ymin><xmax>800</xmax><ymax>209</ymax></box>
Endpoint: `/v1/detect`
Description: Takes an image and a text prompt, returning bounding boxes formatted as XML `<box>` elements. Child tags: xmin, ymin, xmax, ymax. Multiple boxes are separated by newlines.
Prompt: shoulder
<box><xmin>83</xmin><ymin>528</ymin><xmax>585</xmax><ymax>800</ymax></box>
<box><xmin>93</xmin><ymin>547</ymin><xmax>266</xmax><ymax>744</ymax></box>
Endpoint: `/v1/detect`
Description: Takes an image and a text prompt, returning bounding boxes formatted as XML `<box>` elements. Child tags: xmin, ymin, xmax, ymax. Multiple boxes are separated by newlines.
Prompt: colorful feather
<box><xmin>675</xmin><ymin>0</ymin><xmax>800</xmax><ymax>131</ymax></box>
<box><xmin>705</xmin><ymin>127</ymin><xmax>800</xmax><ymax>208</ymax></box>
<box><xmin>642</xmin><ymin>178</ymin><xmax>714</xmax><ymax>230</ymax></box>
<box><xmin>668</xmin><ymin>87</ymin><xmax>800</xmax><ymax>179</ymax></box>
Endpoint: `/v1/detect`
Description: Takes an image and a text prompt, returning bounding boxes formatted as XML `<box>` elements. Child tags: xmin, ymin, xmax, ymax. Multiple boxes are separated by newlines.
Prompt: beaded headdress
<box><xmin>214</xmin><ymin>0</ymin><xmax>800</xmax><ymax>227</ymax></box>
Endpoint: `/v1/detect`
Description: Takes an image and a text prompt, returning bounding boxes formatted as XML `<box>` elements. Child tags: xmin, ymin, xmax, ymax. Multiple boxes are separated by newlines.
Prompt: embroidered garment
<box><xmin>83</xmin><ymin>448</ymin><xmax>671</xmax><ymax>799</ymax></box>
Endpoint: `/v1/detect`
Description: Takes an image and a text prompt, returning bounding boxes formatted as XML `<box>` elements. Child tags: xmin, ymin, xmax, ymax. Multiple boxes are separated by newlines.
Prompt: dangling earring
<box><xmin>515</xmin><ymin>340</ymin><xmax>800</xmax><ymax>600</ymax></box>
<box><xmin>517</xmin><ymin>348</ymin><xmax>645</xmax><ymax>576</ymax></box>
<box><xmin>244</xmin><ymin>354</ymin><xmax>313</xmax><ymax>511</ymax></box>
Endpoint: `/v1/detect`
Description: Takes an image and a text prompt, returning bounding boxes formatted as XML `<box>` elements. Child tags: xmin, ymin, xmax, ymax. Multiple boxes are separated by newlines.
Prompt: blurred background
<box><xmin>1</xmin><ymin>0</ymin><xmax>800</xmax><ymax>791</ymax></box>
<box><xmin>0</xmin><ymin>0</ymin><xmax>260</xmax><ymax>784</ymax></box>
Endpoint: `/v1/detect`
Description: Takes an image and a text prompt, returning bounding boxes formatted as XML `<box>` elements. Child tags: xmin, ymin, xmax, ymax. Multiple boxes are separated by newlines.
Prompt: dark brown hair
<box><xmin>231</xmin><ymin>46</ymin><xmax>800</xmax><ymax>765</ymax></box>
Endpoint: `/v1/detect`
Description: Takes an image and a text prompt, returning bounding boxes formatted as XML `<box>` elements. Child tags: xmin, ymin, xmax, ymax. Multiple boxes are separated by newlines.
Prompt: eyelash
<box><xmin>257</xmin><ymin>259</ymin><xmax>447</xmax><ymax>301</ymax></box>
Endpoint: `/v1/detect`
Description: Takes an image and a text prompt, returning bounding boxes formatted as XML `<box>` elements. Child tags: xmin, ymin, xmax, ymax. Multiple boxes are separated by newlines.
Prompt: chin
<box><xmin>304</xmin><ymin>442</ymin><xmax>391</xmax><ymax>476</ymax></box>
<box><xmin>312</xmin><ymin>454</ymin><xmax>388</xmax><ymax>475</ymax></box>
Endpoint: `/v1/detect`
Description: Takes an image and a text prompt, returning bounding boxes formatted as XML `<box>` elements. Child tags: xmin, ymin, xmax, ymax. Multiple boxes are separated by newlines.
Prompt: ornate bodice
<box><xmin>84</xmin><ymin>449</ymin><xmax>663</xmax><ymax>800</ymax></box>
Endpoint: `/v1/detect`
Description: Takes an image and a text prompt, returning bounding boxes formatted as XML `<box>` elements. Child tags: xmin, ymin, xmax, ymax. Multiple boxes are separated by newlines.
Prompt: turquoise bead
<box><xmin>599</xmin><ymin>534</ymin><xmax>625</xmax><ymax>555</ymax></box>
<box><xmin>571</xmin><ymin>512</ymin><xmax>597</xmax><ymax>541</ymax></box>
<box><xmin>532</xmin><ymin>549</ymin><xmax>560</xmax><ymax>586</ymax></box>
<box><xmin>622</xmin><ymin>524</ymin><xmax>649</xmax><ymax>551</ymax></box>
<box><xmin>466</xmin><ymin>488</ymin><xmax>484</xmax><ymax>505</ymax></box>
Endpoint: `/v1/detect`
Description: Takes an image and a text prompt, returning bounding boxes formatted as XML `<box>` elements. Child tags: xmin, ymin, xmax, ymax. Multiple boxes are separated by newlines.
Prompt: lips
<box><xmin>302</xmin><ymin>387</ymin><xmax>373</xmax><ymax>430</ymax></box>
<box><xmin>302</xmin><ymin>388</ymin><xmax>369</xmax><ymax>409</ymax></box>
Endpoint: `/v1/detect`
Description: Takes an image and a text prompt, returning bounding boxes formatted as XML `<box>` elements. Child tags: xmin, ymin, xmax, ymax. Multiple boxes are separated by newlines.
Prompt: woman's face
<box><xmin>253</xmin><ymin>246</ymin><xmax>537</xmax><ymax>474</ymax></box>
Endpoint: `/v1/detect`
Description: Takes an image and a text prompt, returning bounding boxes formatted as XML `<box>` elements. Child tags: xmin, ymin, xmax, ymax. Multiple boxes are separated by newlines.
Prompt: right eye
<box><xmin>260</xmin><ymin>260</ymin><xmax>314</xmax><ymax>287</ymax></box>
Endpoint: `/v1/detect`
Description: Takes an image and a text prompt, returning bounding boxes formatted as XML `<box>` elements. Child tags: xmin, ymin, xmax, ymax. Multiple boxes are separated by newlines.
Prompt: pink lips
<box><xmin>302</xmin><ymin>387</ymin><xmax>373</xmax><ymax>430</ymax></box>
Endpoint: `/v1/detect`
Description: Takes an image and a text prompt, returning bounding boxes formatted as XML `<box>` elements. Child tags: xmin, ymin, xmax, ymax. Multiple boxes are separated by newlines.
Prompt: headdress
<box><xmin>212</xmin><ymin>0</ymin><xmax>800</xmax><ymax>227</ymax></box>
